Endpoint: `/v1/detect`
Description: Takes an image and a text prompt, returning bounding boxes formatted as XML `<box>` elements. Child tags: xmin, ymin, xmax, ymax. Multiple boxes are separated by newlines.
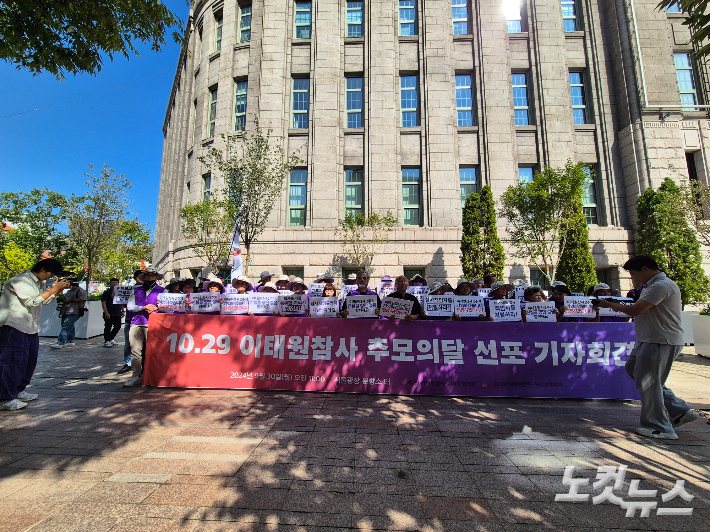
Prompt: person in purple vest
<box><xmin>123</xmin><ymin>268</ymin><xmax>166</xmax><ymax>387</ymax></box>
<box><xmin>339</xmin><ymin>271</ymin><xmax>381</xmax><ymax>318</ymax></box>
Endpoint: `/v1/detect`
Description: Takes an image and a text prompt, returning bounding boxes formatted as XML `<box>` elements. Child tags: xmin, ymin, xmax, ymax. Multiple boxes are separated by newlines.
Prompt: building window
<box><xmin>202</xmin><ymin>174</ymin><xmax>211</xmax><ymax>202</ymax></box>
<box><xmin>455</xmin><ymin>74</ymin><xmax>474</xmax><ymax>127</ymax></box>
<box><xmin>518</xmin><ymin>167</ymin><xmax>534</xmax><ymax>182</ymax></box>
<box><xmin>561</xmin><ymin>0</ymin><xmax>578</xmax><ymax>32</ymax></box>
<box><xmin>295</xmin><ymin>1</ymin><xmax>312</xmax><ymax>39</ymax></box>
<box><xmin>239</xmin><ymin>5</ymin><xmax>252</xmax><ymax>42</ymax></box>
<box><xmin>292</xmin><ymin>78</ymin><xmax>309</xmax><ymax>128</ymax></box>
<box><xmin>191</xmin><ymin>99</ymin><xmax>198</xmax><ymax>144</ymax></box>
<box><xmin>674</xmin><ymin>53</ymin><xmax>699</xmax><ymax>111</ymax></box>
<box><xmin>404</xmin><ymin>267</ymin><xmax>425</xmax><ymax>280</ymax></box>
<box><xmin>214</xmin><ymin>12</ymin><xmax>223</xmax><ymax>51</ymax></box>
<box><xmin>460</xmin><ymin>167</ymin><xmax>478</xmax><ymax>207</ymax></box>
<box><xmin>195</xmin><ymin>26</ymin><xmax>203</xmax><ymax>61</ymax></box>
<box><xmin>569</xmin><ymin>72</ymin><xmax>587</xmax><ymax>124</ymax></box>
<box><xmin>512</xmin><ymin>73</ymin><xmax>529</xmax><ymax>125</ymax></box>
<box><xmin>400</xmin><ymin>75</ymin><xmax>419</xmax><ymax>127</ymax></box>
<box><xmin>233</xmin><ymin>80</ymin><xmax>248</xmax><ymax>130</ymax></box>
<box><xmin>347</xmin><ymin>2</ymin><xmax>363</xmax><ymax>37</ymax></box>
<box><xmin>289</xmin><ymin>169</ymin><xmax>308</xmax><ymax>226</ymax></box>
<box><xmin>402</xmin><ymin>168</ymin><xmax>421</xmax><ymax>226</ymax></box>
<box><xmin>452</xmin><ymin>0</ymin><xmax>469</xmax><ymax>35</ymax></box>
<box><xmin>666</xmin><ymin>2</ymin><xmax>681</xmax><ymax>13</ymax></box>
<box><xmin>346</xmin><ymin>77</ymin><xmax>363</xmax><ymax>128</ymax></box>
<box><xmin>283</xmin><ymin>267</ymin><xmax>304</xmax><ymax>279</ymax></box>
<box><xmin>345</xmin><ymin>168</ymin><xmax>364</xmax><ymax>215</ymax></box>
<box><xmin>208</xmin><ymin>86</ymin><xmax>218</xmax><ymax>137</ymax></box>
<box><xmin>530</xmin><ymin>268</ymin><xmax>546</xmax><ymax>286</ymax></box>
<box><xmin>399</xmin><ymin>0</ymin><xmax>416</xmax><ymax>36</ymax></box>
<box><xmin>582</xmin><ymin>167</ymin><xmax>598</xmax><ymax>225</ymax></box>
<box><xmin>505</xmin><ymin>0</ymin><xmax>523</xmax><ymax>33</ymax></box>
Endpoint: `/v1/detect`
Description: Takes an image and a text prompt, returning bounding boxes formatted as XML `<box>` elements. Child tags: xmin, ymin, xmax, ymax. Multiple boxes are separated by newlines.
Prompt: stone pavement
<box><xmin>0</xmin><ymin>337</ymin><xmax>709</xmax><ymax>532</ymax></box>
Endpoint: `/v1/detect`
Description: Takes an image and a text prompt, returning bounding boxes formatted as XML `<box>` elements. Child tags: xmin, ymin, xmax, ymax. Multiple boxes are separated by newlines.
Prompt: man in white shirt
<box><xmin>0</xmin><ymin>259</ymin><xmax>70</xmax><ymax>410</ymax></box>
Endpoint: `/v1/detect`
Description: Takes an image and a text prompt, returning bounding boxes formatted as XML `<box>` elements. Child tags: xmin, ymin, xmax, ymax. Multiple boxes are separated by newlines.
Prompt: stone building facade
<box><xmin>153</xmin><ymin>0</ymin><xmax>710</xmax><ymax>291</ymax></box>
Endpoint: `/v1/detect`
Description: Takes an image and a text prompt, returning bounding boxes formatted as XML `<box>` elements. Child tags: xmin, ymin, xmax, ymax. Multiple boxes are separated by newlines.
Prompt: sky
<box><xmin>0</xmin><ymin>0</ymin><xmax>189</xmax><ymax>232</ymax></box>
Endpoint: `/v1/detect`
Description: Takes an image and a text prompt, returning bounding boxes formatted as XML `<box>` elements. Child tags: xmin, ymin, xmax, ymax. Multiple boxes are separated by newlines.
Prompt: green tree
<box><xmin>0</xmin><ymin>0</ymin><xmax>183</xmax><ymax>79</ymax></box>
<box><xmin>636</xmin><ymin>177</ymin><xmax>710</xmax><ymax>306</ymax></box>
<box><xmin>337</xmin><ymin>211</ymin><xmax>398</xmax><ymax>272</ymax></box>
<box><xmin>556</xmin><ymin>199</ymin><xmax>598</xmax><ymax>293</ymax></box>
<box><xmin>460</xmin><ymin>185</ymin><xmax>505</xmax><ymax>280</ymax></box>
<box><xmin>0</xmin><ymin>188</ymin><xmax>74</xmax><ymax>261</ymax></box>
<box><xmin>96</xmin><ymin>218</ymin><xmax>153</xmax><ymax>282</ymax></box>
<box><xmin>0</xmin><ymin>237</ymin><xmax>34</xmax><ymax>285</ymax></box>
<box><xmin>68</xmin><ymin>164</ymin><xmax>131</xmax><ymax>291</ymax></box>
<box><xmin>179</xmin><ymin>199</ymin><xmax>234</xmax><ymax>275</ymax></box>
<box><xmin>656</xmin><ymin>1</ymin><xmax>710</xmax><ymax>59</ymax></box>
<box><xmin>200</xmin><ymin>118</ymin><xmax>303</xmax><ymax>274</ymax></box>
<box><xmin>499</xmin><ymin>161</ymin><xmax>589</xmax><ymax>285</ymax></box>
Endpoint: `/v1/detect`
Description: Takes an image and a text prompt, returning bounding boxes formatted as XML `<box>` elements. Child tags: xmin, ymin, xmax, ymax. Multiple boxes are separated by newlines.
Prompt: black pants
<box><xmin>103</xmin><ymin>316</ymin><xmax>123</xmax><ymax>342</ymax></box>
<box><xmin>0</xmin><ymin>326</ymin><xmax>39</xmax><ymax>401</ymax></box>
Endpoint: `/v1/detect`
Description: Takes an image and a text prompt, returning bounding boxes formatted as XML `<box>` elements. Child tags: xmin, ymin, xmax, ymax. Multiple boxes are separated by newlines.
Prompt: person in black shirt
<box><xmin>386</xmin><ymin>275</ymin><xmax>421</xmax><ymax>320</ymax></box>
<box><xmin>101</xmin><ymin>278</ymin><xmax>125</xmax><ymax>348</ymax></box>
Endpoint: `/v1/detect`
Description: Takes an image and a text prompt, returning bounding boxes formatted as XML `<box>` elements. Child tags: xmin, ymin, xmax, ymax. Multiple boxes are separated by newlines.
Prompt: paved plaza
<box><xmin>0</xmin><ymin>336</ymin><xmax>709</xmax><ymax>532</ymax></box>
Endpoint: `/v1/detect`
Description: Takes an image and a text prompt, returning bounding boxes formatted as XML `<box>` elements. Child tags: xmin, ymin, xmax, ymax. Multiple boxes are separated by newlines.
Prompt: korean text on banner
<box><xmin>249</xmin><ymin>294</ymin><xmax>279</xmax><ymax>315</ymax></box>
<box><xmin>455</xmin><ymin>296</ymin><xmax>486</xmax><ymax>317</ymax></box>
<box><xmin>340</xmin><ymin>285</ymin><xmax>360</xmax><ymax>300</ymax></box>
<box><xmin>346</xmin><ymin>294</ymin><xmax>378</xmax><ymax>318</ymax></box>
<box><xmin>112</xmin><ymin>286</ymin><xmax>133</xmax><ymax>305</ymax></box>
<box><xmin>380</xmin><ymin>296</ymin><xmax>414</xmax><ymax>319</ymax></box>
<box><xmin>564</xmin><ymin>296</ymin><xmax>595</xmax><ymax>317</ymax></box>
<box><xmin>190</xmin><ymin>293</ymin><xmax>221</xmax><ymax>313</ymax></box>
<box><xmin>157</xmin><ymin>293</ymin><xmax>186</xmax><ymax>313</ymax></box>
<box><xmin>598</xmin><ymin>297</ymin><xmax>634</xmax><ymax>317</ymax></box>
<box><xmin>309</xmin><ymin>296</ymin><xmax>339</xmax><ymax>318</ymax></box>
<box><xmin>221</xmin><ymin>293</ymin><xmax>250</xmax><ymax>315</ymax></box>
<box><xmin>407</xmin><ymin>286</ymin><xmax>430</xmax><ymax>303</ymax></box>
<box><xmin>490</xmin><ymin>299</ymin><xmax>522</xmax><ymax>322</ymax></box>
<box><xmin>525</xmin><ymin>301</ymin><xmax>557</xmax><ymax>322</ymax></box>
<box><xmin>377</xmin><ymin>282</ymin><xmax>396</xmax><ymax>299</ymax></box>
<box><xmin>279</xmin><ymin>294</ymin><xmax>309</xmax><ymax>315</ymax></box>
<box><xmin>477</xmin><ymin>288</ymin><xmax>492</xmax><ymax>297</ymax></box>
<box><xmin>423</xmin><ymin>295</ymin><xmax>455</xmax><ymax>317</ymax></box>
<box><xmin>308</xmin><ymin>284</ymin><xmax>325</xmax><ymax>297</ymax></box>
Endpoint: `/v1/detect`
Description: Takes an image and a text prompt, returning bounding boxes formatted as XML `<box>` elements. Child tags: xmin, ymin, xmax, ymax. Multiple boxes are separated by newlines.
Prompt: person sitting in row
<box><xmin>383</xmin><ymin>275</ymin><xmax>421</xmax><ymax>320</ymax></box>
<box><xmin>248</xmin><ymin>282</ymin><xmax>280</xmax><ymax>316</ymax></box>
<box><xmin>340</xmin><ymin>271</ymin><xmax>381</xmax><ymax>318</ymax></box>
<box><xmin>231</xmin><ymin>275</ymin><xmax>253</xmax><ymax>294</ymax></box>
<box><xmin>480</xmin><ymin>280</ymin><xmax>522</xmax><ymax>321</ymax></box>
<box><xmin>521</xmin><ymin>285</ymin><xmax>560</xmax><ymax>322</ymax></box>
<box><xmin>275</xmin><ymin>275</ymin><xmax>290</xmax><ymax>291</ymax></box>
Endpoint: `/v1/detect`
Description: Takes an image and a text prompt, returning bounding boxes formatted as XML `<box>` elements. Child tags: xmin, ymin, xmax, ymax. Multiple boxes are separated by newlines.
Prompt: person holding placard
<box><xmin>248</xmin><ymin>282</ymin><xmax>280</xmax><ymax>316</ymax></box>
<box><xmin>254</xmin><ymin>271</ymin><xmax>274</xmax><ymax>292</ymax></box>
<box><xmin>101</xmin><ymin>278</ymin><xmax>124</xmax><ymax>348</ymax></box>
<box><xmin>382</xmin><ymin>275</ymin><xmax>421</xmax><ymax>320</ymax></box>
<box><xmin>587</xmin><ymin>283</ymin><xmax>631</xmax><ymax>323</ymax></box>
<box><xmin>422</xmin><ymin>282</ymin><xmax>454</xmax><ymax>321</ymax></box>
<box><xmin>596</xmin><ymin>256</ymin><xmax>700</xmax><ymax>440</ymax></box>
<box><xmin>231</xmin><ymin>275</ymin><xmax>253</xmax><ymax>294</ymax></box>
<box><xmin>548</xmin><ymin>284</ymin><xmax>581</xmax><ymax>322</ymax></box>
<box><xmin>165</xmin><ymin>278</ymin><xmax>183</xmax><ymax>294</ymax></box>
<box><xmin>116</xmin><ymin>270</ymin><xmax>142</xmax><ymax>375</ymax></box>
<box><xmin>275</xmin><ymin>275</ymin><xmax>290</xmax><ymax>291</ymax></box>
<box><xmin>287</xmin><ymin>277</ymin><xmax>308</xmax><ymax>295</ymax></box>
<box><xmin>340</xmin><ymin>271</ymin><xmax>381</xmax><ymax>318</ymax></box>
<box><xmin>521</xmin><ymin>286</ymin><xmax>559</xmax><ymax>323</ymax></box>
<box><xmin>484</xmin><ymin>280</ymin><xmax>522</xmax><ymax>322</ymax></box>
<box><xmin>124</xmin><ymin>268</ymin><xmax>166</xmax><ymax>387</ymax></box>
<box><xmin>454</xmin><ymin>279</ymin><xmax>470</xmax><ymax>296</ymax></box>
<box><xmin>409</xmin><ymin>274</ymin><xmax>427</xmax><ymax>287</ymax></box>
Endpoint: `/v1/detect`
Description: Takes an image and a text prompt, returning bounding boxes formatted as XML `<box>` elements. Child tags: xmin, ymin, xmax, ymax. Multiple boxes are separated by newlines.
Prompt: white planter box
<box><xmin>681</xmin><ymin>310</ymin><xmax>698</xmax><ymax>345</ymax></box>
<box><xmin>691</xmin><ymin>314</ymin><xmax>710</xmax><ymax>359</ymax></box>
<box><xmin>39</xmin><ymin>300</ymin><xmax>108</xmax><ymax>339</ymax></box>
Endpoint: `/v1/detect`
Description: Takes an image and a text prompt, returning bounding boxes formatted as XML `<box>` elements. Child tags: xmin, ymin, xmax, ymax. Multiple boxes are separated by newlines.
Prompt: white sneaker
<box><xmin>674</xmin><ymin>409</ymin><xmax>700</xmax><ymax>427</ymax></box>
<box><xmin>635</xmin><ymin>427</ymin><xmax>679</xmax><ymax>440</ymax></box>
<box><xmin>111</xmin><ymin>340</ymin><xmax>118</xmax><ymax>346</ymax></box>
<box><xmin>104</xmin><ymin>341</ymin><xmax>113</xmax><ymax>348</ymax></box>
<box><xmin>64</xmin><ymin>343</ymin><xmax>76</xmax><ymax>348</ymax></box>
<box><xmin>123</xmin><ymin>376</ymin><xmax>143</xmax><ymax>387</ymax></box>
<box><xmin>16</xmin><ymin>391</ymin><xmax>38</xmax><ymax>401</ymax></box>
<box><xmin>49</xmin><ymin>343</ymin><xmax>65</xmax><ymax>349</ymax></box>
<box><xmin>1</xmin><ymin>399</ymin><xmax>28</xmax><ymax>410</ymax></box>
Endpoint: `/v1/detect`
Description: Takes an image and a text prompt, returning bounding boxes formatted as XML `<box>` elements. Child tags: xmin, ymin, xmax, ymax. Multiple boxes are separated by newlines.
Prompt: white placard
<box><xmin>454</xmin><ymin>296</ymin><xmax>486</xmax><ymax>318</ymax></box>
<box><xmin>112</xmin><ymin>286</ymin><xmax>133</xmax><ymax>305</ymax></box>
<box><xmin>597</xmin><ymin>296</ymin><xmax>634</xmax><ymax>317</ymax></box>
<box><xmin>308</xmin><ymin>283</ymin><xmax>325</xmax><ymax>297</ymax></box>
<box><xmin>477</xmin><ymin>288</ymin><xmax>492</xmax><ymax>297</ymax></box>
<box><xmin>345</xmin><ymin>294</ymin><xmax>378</xmax><ymax>318</ymax></box>
<box><xmin>524</xmin><ymin>301</ymin><xmax>557</xmax><ymax>323</ymax></box>
<box><xmin>221</xmin><ymin>293</ymin><xmax>250</xmax><ymax>315</ymax></box>
<box><xmin>571</xmin><ymin>292</ymin><xmax>585</xmax><ymax>297</ymax></box>
<box><xmin>157</xmin><ymin>293</ymin><xmax>186</xmax><ymax>313</ymax></box>
<box><xmin>278</xmin><ymin>289</ymin><xmax>294</xmax><ymax>296</ymax></box>
<box><xmin>423</xmin><ymin>295</ymin><xmax>455</xmax><ymax>317</ymax></box>
<box><xmin>340</xmin><ymin>284</ymin><xmax>360</xmax><ymax>300</ymax></box>
<box><xmin>406</xmin><ymin>286</ymin><xmax>430</xmax><ymax>303</ymax></box>
<box><xmin>489</xmin><ymin>299</ymin><xmax>522</xmax><ymax>322</ymax></box>
<box><xmin>563</xmin><ymin>296</ymin><xmax>595</xmax><ymax>317</ymax></box>
<box><xmin>279</xmin><ymin>294</ymin><xmax>309</xmax><ymax>315</ymax></box>
<box><xmin>377</xmin><ymin>282</ymin><xmax>396</xmax><ymax>299</ymax></box>
<box><xmin>380</xmin><ymin>296</ymin><xmax>414</xmax><ymax>319</ymax></box>
<box><xmin>190</xmin><ymin>293</ymin><xmax>221</xmax><ymax>313</ymax></box>
<box><xmin>309</xmin><ymin>296</ymin><xmax>339</xmax><ymax>318</ymax></box>
<box><xmin>249</xmin><ymin>293</ymin><xmax>279</xmax><ymax>315</ymax></box>
<box><xmin>515</xmin><ymin>286</ymin><xmax>526</xmax><ymax>300</ymax></box>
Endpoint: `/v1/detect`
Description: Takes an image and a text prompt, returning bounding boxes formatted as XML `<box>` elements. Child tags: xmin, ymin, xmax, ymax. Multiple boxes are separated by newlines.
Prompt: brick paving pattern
<box><xmin>0</xmin><ymin>337</ymin><xmax>708</xmax><ymax>531</ymax></box>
